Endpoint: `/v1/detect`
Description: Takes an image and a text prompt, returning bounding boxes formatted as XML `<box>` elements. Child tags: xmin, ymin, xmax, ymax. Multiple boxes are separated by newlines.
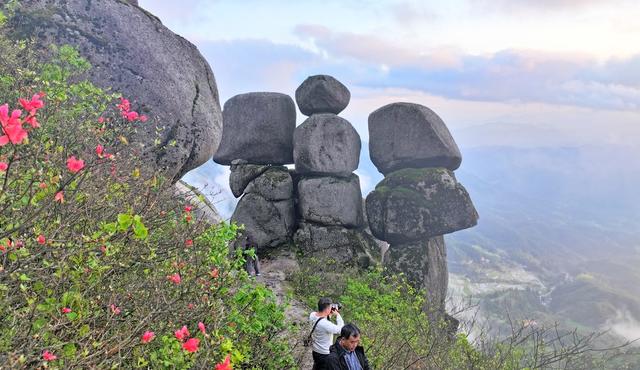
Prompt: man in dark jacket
<box><xmin>326</xmin><ymin>323</ymin><xmax>371</xmax><ymax>370</ymax></box>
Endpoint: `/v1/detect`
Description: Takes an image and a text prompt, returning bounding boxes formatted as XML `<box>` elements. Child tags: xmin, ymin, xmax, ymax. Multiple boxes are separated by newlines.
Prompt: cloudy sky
<box><xmin>139</xmin><ymin>0</ymin><xmax>640</xmax><ymax>217</ymax></box>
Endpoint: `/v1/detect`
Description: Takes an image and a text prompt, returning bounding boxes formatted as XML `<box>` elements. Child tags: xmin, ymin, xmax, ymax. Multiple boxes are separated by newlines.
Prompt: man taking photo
<box><xmin>308</xmin><ymin>297</ymin><xmax>344</xmax><ymax>369</ymax></box>
<box><xmin>326</xmin><ymin>323</ymin><xmax>371</xmax><ymax>370</ymax></box>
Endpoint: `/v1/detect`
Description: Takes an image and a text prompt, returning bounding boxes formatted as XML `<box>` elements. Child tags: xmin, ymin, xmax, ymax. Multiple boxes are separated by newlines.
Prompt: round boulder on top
<box><xmin>368</xmin><ymin>102</ymin><xmax>462</xmax><ymax>175</ymax></box>
<box><xmin>366</xmin><ymin>168</ymin><xmax>478</xmax><ymax>244</ymax></box>
<box><xmin>297</xmin><ymin>174</ymin><xmax>364</xmax><ymax>228</ymax></box>
<box><xmin>295</xmin><ymin>75</ymin><xmax>351</xmax><ymax>116</ymax></box>
<box><xmin>293</xmin><ymin>114</ymin><xmax>361</xmax><ymax>177</ymax></box>
<box><xmin>9</xmin><ymin>0</ymin><xmax>223</xmax><ymax>182</ymax></box>
<box><xmin>213</xmin><ymin>92</ymin><xmax>296</xmax><ymax>165</ymax></box>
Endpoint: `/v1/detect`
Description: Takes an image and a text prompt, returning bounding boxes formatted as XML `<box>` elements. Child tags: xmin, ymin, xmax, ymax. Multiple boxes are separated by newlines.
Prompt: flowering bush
<box><xmin>0</xmin><ymin>15</ymin><xmax>294</xmax><ymax>370</ymax></box>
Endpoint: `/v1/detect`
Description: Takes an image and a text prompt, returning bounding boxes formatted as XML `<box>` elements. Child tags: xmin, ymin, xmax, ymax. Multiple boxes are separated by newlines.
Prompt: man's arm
<box><xmin>325</xmin><ymin>353</ymin><xmax>342</xmax><ymax>370</ymax></box>
<box><xmin>320</xmin><ymin>314</ymin><xmax>344</xmax><ymax>334</ymax></box>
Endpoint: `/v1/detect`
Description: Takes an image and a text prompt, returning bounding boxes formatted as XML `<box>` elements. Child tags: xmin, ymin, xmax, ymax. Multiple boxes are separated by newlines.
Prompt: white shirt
<box><xmin>308</xmin><ymin>312</ymin><xmax>344</xmax><ymax>354</ymax></box>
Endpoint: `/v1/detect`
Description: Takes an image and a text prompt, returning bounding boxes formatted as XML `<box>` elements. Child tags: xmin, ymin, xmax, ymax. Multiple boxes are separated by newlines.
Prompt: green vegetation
<box><xmin>0</xmin><ymin>16</ymin><xmax>294</xmax><ymax>369</ymax></box>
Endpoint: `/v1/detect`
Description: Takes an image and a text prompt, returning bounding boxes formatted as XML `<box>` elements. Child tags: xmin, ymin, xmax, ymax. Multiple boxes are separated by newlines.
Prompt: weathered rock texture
<box><xmin>231</xmin><ymin>193</ymin><xmax>295</xmax><ymax>250</ymax></box>
<box><xmin>213</xmin><ymin>92</ymin><xmax>296</xmax><ymax>165</ymax></box>
<box><xmin>295</xmin><ymin>75</ymin><xmax>350</xmax><ymax>116</ymax></box>
<box><xmin>366</xmin><ymin>168</ymin><xmax>478</xmax><ymax>244</ymax></box>
<box><xmin>384</xmin><ymin>237</ymin><xmax>448</xmax><ymax>308</ymax></box>
<box><xmin>245</xmin><ymin>167</ymin><xmax>293</xmax><ymax>201</ymax></box>
<box><xmin>368</xmin><ymin>102</ymin><xmax>462</xmax><ymax>175</ymax></box>
<box><xmin>294</xmin><ymin>222</ymin><xmax>377</xmax><ymax>267</ymax></box>
<box><xmin>11</xmin><ymin>0</ymin><xmax>223</xmax><ymax>181</ymax></box>
<box><xmin>297</xmin><ymin>175</ymin><xmax>363</xmax><ymax>228</ymax></box>
<box><xmin>228</xmin><ymin>159</ymin><xmax>270</xmax><ymax>198</ymax></box>
<box><xmin>293</xmin><ymin>114</ymin><xmax>361</xmax><ymax>177</ymax></box>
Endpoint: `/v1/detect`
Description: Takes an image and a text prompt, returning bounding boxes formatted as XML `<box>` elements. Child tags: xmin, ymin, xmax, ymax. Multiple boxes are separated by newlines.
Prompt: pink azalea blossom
<box><xmin>185</xmin><ymin>239</ymin><xmax>193</xmax><ymax>247</ymax></box>
<box><xmin>0</xmin><ymin>105</ymin><xmax>28</xmax><ymax>146</ymax></box>
<box><xmin>42</xmin><ymin>350</ymin><xmax>57</xmax><ymax>361</ymax></box>
<box><xmin>182</xmin><ymin>337</ymin><xmax>200</xmax><ymax>353</ymax></box>
<box><xmin>24</xmin><ymin>114</ymin><xmax>40</xmax><ymax>128</ymax></box>
<box><xmin>37</xmin><ymin>235</ymin><xmax>46</xmax><ymax>245</ymax></box>
<box><xmin>198</xmin><ymin>322</ymin><xmax>206</xmax><ymax>335</ymax></box>
<box><xmin>96</xmin><ymin>144</ymin><xmax>104</xmax><ymax>157</ymax></box>
<box><xmin>168</xmin><ymin>273</ymin><xmax>181</xmax><ymax>285</ymax></box>
<box><xmin>54</xmin><ymin>191</ymin><xmax>64</xmax><ymax>203</ymax></box>
<box><xmin>125</xmin><ymin>111</ymin><xmax>139</xmax><ymax>122</ymax></box>
<box><xmin>61</xmin><ymin>307</ymin><xmax>72</xmax><ymax>314</ymax></box>
<box><xmin>141</xmin><ymin>331</ymin><xmax>155</xmax><ymax>343</ymax></box>
<box><xmin>117</xmin><ymin>97</ymin><xmax>130</xmax><ymax>113</ymax></box>
<box><xmin>215</xmin><ymin>355</ymin><xmax>232</xmax><ymax>370</ymax></box>
<box><xmin>184</xmin><ymin>205</ymin><xmax>192</xmax><ymax>212</ymax></box>
<box><xmin>38</xmin><ymin>182</ymin><xmax>47</xmax><ymax>189</ymax></box>
<box><xmin>0</xmin><ymin>162</ymin><xmax>7</xmax><ymax>172</ymax></box>
<box><xmin>98</xmin><ymin>116</ymin><xmax>105</xmax><ymax>124</ymax></box>
<box><xmin>19</xmin><ymin>93</ymin><xmax>44</xmax><ymax>114</ymax></box>
<box><xmin>140</xmin><ymin>115</ymin><xmax>148</xmax><ymax>122</ymax></box>
<box><xmin>174</xmin><ymin>325</ymin><xmax>190</xmax><ymax>341</ymax></box>
<box><xmin>66</xmin><ymin>156</ymin><xmax>85</xmax><ymax>173</ymax></box>
<box><xmin>110</xmin><ymin>304</ymin><xmax>121</xmax><ymax>315</ymax></box>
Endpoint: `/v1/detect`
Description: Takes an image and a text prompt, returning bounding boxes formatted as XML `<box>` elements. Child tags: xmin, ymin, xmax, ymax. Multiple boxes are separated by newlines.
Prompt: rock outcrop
<box><xmin>366</xmin><ymin>102</ymin><xmax>478</xmax><ymax>312</ymax></box>
<box><xmin>10</xmin><ymin>0</ymin><xmax>223</xmax><ymax>181</ymax></box>
<box><xmin>214</xmin><ymin>93</ymin><xmax>297</xmax><ymax>252</ymax></box>
<box><xmin>368</xmin><ymin>102</ymin><xmax>462</xmax><ymax>175</ymax></box>
<box><xmin>213</xmin><ymin>92</ymin><xmax>296</xmax><ymax>165</ymax></box>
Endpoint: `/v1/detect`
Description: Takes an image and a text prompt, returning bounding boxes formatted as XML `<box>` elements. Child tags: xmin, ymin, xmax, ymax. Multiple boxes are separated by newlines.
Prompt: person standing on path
<box><xmin>308</xmin><ymin>297</ymin><xmax>344</xmax><ymax>370</ymax></box>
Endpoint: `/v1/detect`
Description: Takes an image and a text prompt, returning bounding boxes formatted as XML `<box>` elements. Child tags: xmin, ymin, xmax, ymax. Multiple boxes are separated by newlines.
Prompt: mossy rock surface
<box><xmin>366</xmin><ymin>168</ymin><xmax>478</xmax><ymax>243</ymax></box>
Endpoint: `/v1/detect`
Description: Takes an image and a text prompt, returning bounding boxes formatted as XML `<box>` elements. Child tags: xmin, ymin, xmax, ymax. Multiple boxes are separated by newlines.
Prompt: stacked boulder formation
<box><xmin>366</xmin><ymin>103</ymin><xmax>478</xmax><ymax>311</ymax></box>
<box><xmin>213</xmin><ymin>93</ymin><xmax>296</xmax><ymax>250</ymax></box>
<box><xmin>292</xmin><ymin>76</ymin><xmax>376</xmax><ymax>266</ymax></box>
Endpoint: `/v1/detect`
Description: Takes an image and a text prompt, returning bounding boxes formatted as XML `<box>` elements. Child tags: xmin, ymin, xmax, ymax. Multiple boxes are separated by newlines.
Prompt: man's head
<box><xmin>317</xmin><ymin>297</ymin><xmax>332</xmax><ymax>314</ymax></box>
<box><xmin>339</xmin><ymin>323</ymin><xmax>361</xmax><ymax>352</ymax></box>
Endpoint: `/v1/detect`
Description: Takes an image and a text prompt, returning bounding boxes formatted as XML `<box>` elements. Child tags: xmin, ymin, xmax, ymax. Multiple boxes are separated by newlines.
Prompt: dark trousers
<box><xmin>312</xmin><ymin>351</ymin><xmax>329</xmax><ymax>370</ymax></box>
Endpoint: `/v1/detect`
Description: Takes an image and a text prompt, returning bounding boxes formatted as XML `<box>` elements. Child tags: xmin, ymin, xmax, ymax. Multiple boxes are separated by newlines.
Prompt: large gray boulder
<box><xmin>294</xmin><ymin>222</ymin><xmax>377</xmax><ymax>268</ymax></box>
<box><xmin>213</xmin><ymin>92</ymin><xmax>296</xmax><ymax>165</ymax></box>
<box><xmin>384</xmin><ymin>237</ymin><xmax>448</xmax><ymax>309</ymax></box>
<box><xmin>10</xmin><ymin>0</ymin><xmax>223</xmax><ymax>181</ymax></box>
<box><xmin>228</xmin><ymin>159</ymin><xmax>270</xmax><ymax>198</ymax></box>
<box><xmin>295</xmin><ymin>75</ymin><xmax>350</xmax><ymax>116</ymax></box>
<box><xmin>231</xmin><ymin>193</ymin><xmax>295</xmax><ymax>250</ymax></box>
<box><xmin>293</xmin><ymin>114</ymin><xmax>361</xmax><ymax>177</ymax></box>
<box><xmin>368</xmin><ymin>102</ymin><xmax>462</xmax><ymax>175</ymax></box>
<box><xmin>245</xmin><ymin>167</ymin><xmax>293</xmax><ymax>201</ymax></box>
<box><xmin>298</xmin><ymin>175</ymin><xmax>363</xmax><ymax>228</ymax></box>
<box><xmin>366</xmin><ymin>168</ymin><xmax>478</xmax><ymax>243</ymax></box>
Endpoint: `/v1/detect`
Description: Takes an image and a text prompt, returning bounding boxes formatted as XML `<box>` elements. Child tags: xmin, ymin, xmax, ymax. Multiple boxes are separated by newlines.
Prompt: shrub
<box><xmin>0</xmin><ymin>16</ymin><xmax>294</xmax><ymax>369</ymax></box>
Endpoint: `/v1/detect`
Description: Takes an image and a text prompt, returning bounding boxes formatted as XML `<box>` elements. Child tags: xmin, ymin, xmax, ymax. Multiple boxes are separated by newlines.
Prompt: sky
<box><xmin>139</xmin><ymin>0</ymin><xmax>640</xmax><ymax>218</ymax></box>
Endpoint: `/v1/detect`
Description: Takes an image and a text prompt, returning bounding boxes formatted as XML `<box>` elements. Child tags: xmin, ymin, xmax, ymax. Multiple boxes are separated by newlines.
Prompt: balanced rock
<box><xmin>294</xmin><ymin>114</ymin><xmax>361</xmax><ymax>177</ymax></box>
<box><xmin>366</xmin><ymin>168</ymin><xmax>478</xmax><ymax>243</ymax></box>
<box><xmin>231</xmin><ymin>193</ymin><xmax>295</xmax><ymax>250</ymax></box>
<box><xmin>228</xmin><ymin>159</ymin><xmax>270</xmax><ymax>198</ymax></box>
<box><xmin>245</xmin><ymin>167</ymin><xmax>293</xmax><ymax>201</ymax></box>
<box><xmin>368</xmin><ymin>102</ymin><xmax>462</xmax><ymax>175</ymax></box>
<box><xmin>213</xmin><ymin>92</ymin><xmax>296</xmax><ymax>165</ymax></box>
<box><xmin>384</xmin><ymin>237</ymin><xmax>448</xmax><ymax>309</ymax></box>
<box><xmin>10</xmin><ymin>0</ymin><xmax>223</xmax><ymax>181</ymax></box>
<box><xmin>294</xmin><ymin>222</ymin><xmax>377</xmax><ymax>267</ymax></box>
<box><xmin>298</xmin><ymin>175</ymin><xmax>363</xmax><ymax>228</ymax></box>
<box><xmin>295</xmin><ymin>75</ymin><xmax>351</xmax><ymax>116</ymax></box>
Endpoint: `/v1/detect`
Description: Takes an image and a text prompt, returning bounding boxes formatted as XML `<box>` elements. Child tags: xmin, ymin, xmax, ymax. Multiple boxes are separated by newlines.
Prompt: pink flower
<box><xmin>24</xmin><ymin>114</ymin><xmax>40</xmax><ymax>128</ymax></box>
<box><xmin>185</xmin><ymin>239</ymin><xmax>193</xmax><ymax>247</ymax></box>
<box><xmin>66</xmin><ymin>156</ymin><xmax>85</xmax><ymax>173</ymax></box>
<box><xmin>117</xmin><ymin>97</ymin><xmax>130</xmax><ymax>113</ymax></box>
<box><xmin>0</xmin><ymin>162</ymin><xmax>7</xmax><ymax>172</ymax></box>
<box><xmin>19</xmin><ymin>93</ymin><xmax>44</xmax><ymax>114</ymax></box>
<box><xmin>184</xmin><ymin>205</ymin><xmax>192</xmax><ymax>212</ymax></box>
<box><xmin>42</xmin><ymin>350</ymin><xmax>57</xmax><ymax>361</ymax></box>
<box><xmin>61</xmin><ymin>307</ymin><xmax>72</xmax><ymax>314</ymax></box>
<box><xmin>54</xmin><ymin>191</ymin><xmax>64</xmax><ymax>203</ymax></box>
<box><xmin>38</xmin><ymin>182</ymin><xmax>47</xmax><ymax>189</ymax></box>
<box><xmin>215</xmin><ymin>355</ymin><xmax>232</xmax><ymax>370</ymax></box>
<box><xmin>198</xmin><ymin>322</ymin><xmax>206</xmax><ymax>335</ymax></box>
<box><xmin>140</xmin><ymin>115</ymin><xmax>148</xmax><ymax>122</ymax></box>
<box><xmin>168</xmin><ymin>273</ymin><xmax>181</xmax><ymax>285</ymax></box>
<box><xmin>98</xmin><ymin>116</ymin><xmax>105</xmax><ymax>124</ymax></box>
<box><xmin>37</xmin><ymin>235</ymin><xmax>46</xmax><ymax>245</ymax></box>
<box><xmin>0</xmin><ymin>105</ymin><xmax>28</xmax><ymax>146</ymax></box>
<box><xmin>210</xmin><ymin>268</ymin><xmax>219</xmax><ymax>279</ymax></box>
<box><xmin>125</xmin><ymin>111</ymin><xmax>139</xmax><ymax>122</ymax></box>
<box><xmin>182</xmin><ymin>338</ymin><xmax>200</xmax><ymax>353</ymax></box>
<box><xmin>141</xmin><ymin>331</ymin><xmax>155</xmax><ymax>343</ymax></box>
<box><xmin>174</xmin><ymin>325</ymin><xmax>190</xmax><ymax>341</ymax></box>
<box><xmin>110</xmin><ymin>304</ymin><xmax>121</xmax><ymax>315</ymax></box>
<box><xmin>96</xmin><ymin>144</ymin><xmax>104</xmax><ymax>157</ymax></box>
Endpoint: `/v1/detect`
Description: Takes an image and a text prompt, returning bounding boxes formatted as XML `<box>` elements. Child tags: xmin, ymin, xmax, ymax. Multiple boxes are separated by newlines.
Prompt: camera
<box><xmin>330</xmin><ymin>302</ymin><xmax>342</xmax><ymax>311</ymax></box>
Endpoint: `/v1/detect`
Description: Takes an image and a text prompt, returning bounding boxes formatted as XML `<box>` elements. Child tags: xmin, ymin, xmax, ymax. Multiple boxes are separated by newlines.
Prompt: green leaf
<box><xmin>63</xmin><ymin>343</ymin><xmax>77</xmax><ymax>358</ymax></box>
